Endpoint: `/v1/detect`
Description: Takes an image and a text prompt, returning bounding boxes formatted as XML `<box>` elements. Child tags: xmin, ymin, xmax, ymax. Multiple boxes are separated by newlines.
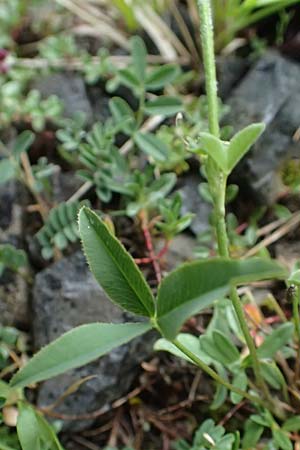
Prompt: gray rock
<box><xmin>33</xmin><ymin>251</ymin><xmax>155</xmax><ymax>431</ymax></box>
<box><xmin>179</xmin><ymin>175</ymin><xmax>211</xmax><ymax>235</ymax></box>
<box><xmin>32</xmin><ymin>73</ymin><xmax>94</xmax><ymax>124</ymax></box>
<box><xmin>224</xmin><ymin>51</ymin><xmax>300</xmax><ymax>204</ymax></box>
<box><xmin>164</xmin><ymin>234</ymin><xmax>196</xmax><ymax>271</ymax></box>
<box><xmin>217</xmin><ymin>54</ymin><xmax>250</xmax><ymax>99</ymax></box>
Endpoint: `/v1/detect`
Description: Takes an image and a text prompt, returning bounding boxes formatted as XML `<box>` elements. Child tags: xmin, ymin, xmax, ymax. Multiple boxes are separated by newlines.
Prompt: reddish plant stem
<box><xmin>140</xmin><ymin>210</ymin><xmax>162</xmax><ymax>284</ymax></box>
<box><xmin>134</xmin><ymin>241</ymin><xmax>170</xmax><ymax>265</ymax></box>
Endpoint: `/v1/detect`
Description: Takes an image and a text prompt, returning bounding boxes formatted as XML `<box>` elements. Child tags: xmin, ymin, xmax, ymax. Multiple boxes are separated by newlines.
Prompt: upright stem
<box><xmin>290</xmin><ymin>285</ymin><xmax>300</xmax><ymax>382</ymax></box>
<box><xmin>197</xmin><ymin>0</ymin><xmax>273</xmax><ymax>405</ymax></box>
<box><xmin>172</xmin><ymin>339</ymin><xmax>264</xmax><ymax>408</ymax></box>
<box><xmin>214</xmin><ymin>173</ymin><xmax>229</xmax><ymax>258</ymax></box>
<box><xmin>197</xmin><ymin>0</ymin><xmax>220</xmax><ymax>138</ymax></box>
<box><xmin>230</xmin><ymin>288</ymin><xmax>272</xmax><ymax>402</ymax></box>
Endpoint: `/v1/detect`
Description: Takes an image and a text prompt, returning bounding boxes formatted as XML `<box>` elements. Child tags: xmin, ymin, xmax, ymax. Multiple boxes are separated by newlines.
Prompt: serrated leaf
<box><xmin>226</xmin><ymin>123</ymin><xmax>265</xmax><ymax>173</ymax></box>
<box><xmin>131</xmin><ymin>36</ymin><xmax>147</xmax><ymax>83</ymax></box>
<box><xmin>145</xmin><ymin>65</ymin><xmax>180</xmax><ymax>90</ymax></box>
<box><xmin>257</xmin><ymin>322</ymin><xmax>294</xmax><ymax>359</ymax></box>
<box><xmin>156</xmin><ymin>258</ymin><xmax>286</xmax><ymax>339</ymax></box>
<box><xmin>134</xmin><ymin>131</ymin><xmax>169</xmax><ymax>161</ymax></box>
<box><xmin>11</xmin><ymin>322</ymin><xmax>151</xmax><ymax>388</ymax></box>
<box><xmin>144</xmin><ymin>96</ymin><xmax>183</xmax><ymax>117</ymax></box>
<box><xmin>79</xmin><ymin>207</ymin><xmax>154</xmax><ymax>316</ymax></box>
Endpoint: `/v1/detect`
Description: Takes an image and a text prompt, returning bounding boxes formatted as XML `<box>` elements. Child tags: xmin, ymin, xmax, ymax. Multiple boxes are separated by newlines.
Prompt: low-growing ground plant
<box><xmin>1</xmin><ymin>1</ymin><xmax>300</xmax><ymax>449</ymax></box>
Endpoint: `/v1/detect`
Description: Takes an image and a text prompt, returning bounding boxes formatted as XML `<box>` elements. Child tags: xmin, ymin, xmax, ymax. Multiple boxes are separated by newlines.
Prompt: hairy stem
<box><xmin>290</xmin><ymin>285</ymin><xmax>300</xmax><ymax>382</ymax></box>
<box><xmin>197</xmin><ymin>0</ymin><xmax>220</xmax><ymax>138</ymax></box>
<box><xmin>172</xmin><ymin>338</ymin><xmax>264</xmax><ymax>407</ymax></box>
<box><xmin>197</xmin><ymin>0</ymin><xmax>272</xmax><ymax>405</ymax></box>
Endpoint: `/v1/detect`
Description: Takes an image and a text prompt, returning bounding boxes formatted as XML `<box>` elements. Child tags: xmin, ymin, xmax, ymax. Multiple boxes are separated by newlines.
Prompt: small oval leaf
<box><xmin>144</xmin><ymin>96</ymin><xmax>183</xmax><ymax>117</ymax></box>
<box><xmin>226</xmin><ymin>123</ymin><xmax>265</xmax><ymax>173</ymax></box>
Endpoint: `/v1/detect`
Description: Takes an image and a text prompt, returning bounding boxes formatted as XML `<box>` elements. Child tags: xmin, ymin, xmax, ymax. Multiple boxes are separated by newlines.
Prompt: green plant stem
<box><xmin>197</xmin><ymin>0</ymin><xmax>220</xmax><ymax>138</ymax></box>
<box><xmin>172</xmin><ymin>338</ymin><xmax>264</xmax><ymax>407</ymax></box>
<box><xmin>230</xmin><ymin>288</ymin><xmax>273</xmax><ymax>404</ymax></box>
<box><xmin>291</xmin><ymin>285</ymin><xmax>300</xmax><ymax>382</ymax></box>
<box><xmin>197</xmin><ymin>0</ymin><xmax>273</xmax><ymax>406</ymax></box>
<box><xmin>214</xmin><ymin>173</ymin><xmax>229</xmax><ymax>258</ymax></box>
<box><xmin>292</xmin><ymin>286</ymin><xmax>300</xmax><ymax>342</ymax></box>
<box><xmin>136</xmin><ymin>89</ymin><xmax>146</xmax><ymax>128</ymax></box>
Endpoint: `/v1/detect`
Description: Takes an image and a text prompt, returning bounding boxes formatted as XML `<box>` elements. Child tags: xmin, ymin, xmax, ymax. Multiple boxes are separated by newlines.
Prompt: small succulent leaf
<box><xmin>283</xmin><ymin>416</ymin><xmax>300</xmax><ymax>432</ymax></box>
<box><xmin>230</xmin><ymin>371</ymin><xmax>248</xmax><ymax>404</ymax></box>
<box><xmin>109</xmin><ymin>97</ymin><xmax>136</xmax><ymax>135</ymax></box>
<box><xmin>17</xmin><ymin>403</ymin><xmax>63</xmax><ymax>450</ymax></box>
<box><xmin>197</xmin><ymin>132</ymin><xmax>228</xmax><ymax>172</ymax></box>
<box><xmin>257</xmin><ymin>322</ymin><xmax>294</xmax><ymax>359</ymax></box>
<box><xmin>156</xmin><ymin>258</ymin><xmax>286</xmax><ymax>339</ymax></box>
<box><xmin>213</xmin><ymin>330</ymin><xmax>240</xmax><ymax>364</ymax></box>
<box><xmin>79</xmin><ymin>207</ymin><xmax>154</xmax><ymax>316</ymax></box>
<box><xmin>199</xmin><ymin>331</ymin><xmax>239</xmax><ymax>367</ymax></box>
<box><xmin>17</xmin><ymin>403</ymin><xmax>40</xmax><ymax>450</ymax></box>
<box><xmin>154</xmin><ymin>333</ymin><xmax>212</xmax><ymax>365</ymax></box>
<box><xmin>210</xmin><ymin>365</ymin><xmax>228</xmax><ymax>410</ymax></box>
<box><xmin>134</xmin><ymin>131</ymin><xmax>169</xmax><ymax>161</ymax></box>
<box><xmin>273</xmin><ymin>429</ymin><xmax>293</xmax><ymax>450</ymax></box>
<box><xmin>242</xmin><ymin>419</ymin><xmax>264</xmax><ymax>450</ymax></box>
<box><xmin>145</xmin><ymin>64</ymin><xmax>180</xmax><ymax>90</ymax></box>
<box><xmin>10</xmin><ymin>322</ymin><xmax>151</xmax><ymax>388</ymax></box>
<box><xmin>0</xmin><ymin>159</ymin><xmax>16</xmax><ymax>185</ymax></box>
<box><xmin>261</xmin><ymin>361</ymin><xmax>285</xmax><ymax>389</ymax></box>
<box><xmin>144</xmin><ymin>96</ymin><xmax>183</xmax><ymax>117</ymax></box>
<box><xmin>12</xmin><ymin>131</ymin><xmax>35</xmax><ymax>161</ymax></box>
<box><xmin>131</xmin><ymin>36</ymin><xmax>147</xmax><ymax>83</ymax></box>
<box><xmin>226</xmin><ymin>123</ymin><xmax>265</xmax><ymax>173</ymax></box>
<box><xmin>118</xmin><ymin>68</ymin><xmax>140</xmax><ymax>91</ymax></box>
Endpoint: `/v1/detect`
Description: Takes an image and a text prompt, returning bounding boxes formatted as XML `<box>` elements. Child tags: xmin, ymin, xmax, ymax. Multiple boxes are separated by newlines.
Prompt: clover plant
<box><xmin>0</xmin><ymin>1</ymin><xmax>298</xmax><ymax>449</ymax></box>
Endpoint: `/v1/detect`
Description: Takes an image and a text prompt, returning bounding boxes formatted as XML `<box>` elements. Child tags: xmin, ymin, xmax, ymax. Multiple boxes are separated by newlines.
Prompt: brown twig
<box><xmin>244</xmin><ymin>213</ymin><xmax>300</xmax><ymax>258</ymax></box>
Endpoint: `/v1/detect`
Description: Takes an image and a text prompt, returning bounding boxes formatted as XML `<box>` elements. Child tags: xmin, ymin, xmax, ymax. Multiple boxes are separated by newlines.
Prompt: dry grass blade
<box><xmin>244</xmin><ymin>212</ymin><xmax>300</xmax><ymax>258</ymax></box>
<box><xmin>134</xmin><ymin>4</ymin><xmax>190</xmax><ymax>61</ymax></box>
<box><xmin>55</xmin><ymin>0</ymin><xmax>130</xmax><ymax>50</ymax></box>
<box><xmin>168</xmin><ymin>0</ymin><xmax>200</xmax><ymax>65</ymax></box>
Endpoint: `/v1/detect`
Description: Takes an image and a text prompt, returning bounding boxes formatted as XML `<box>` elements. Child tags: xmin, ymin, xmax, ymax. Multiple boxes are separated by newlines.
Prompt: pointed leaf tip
<box><xmin>79</xmin><ymin>207</ymin><xmax>155</xmax><ymax>317</ymax></box>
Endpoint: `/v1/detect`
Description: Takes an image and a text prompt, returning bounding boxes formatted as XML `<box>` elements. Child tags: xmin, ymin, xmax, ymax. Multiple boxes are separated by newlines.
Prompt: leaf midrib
<box><xmin>86</xmin><ymin>211</ymin><xmax>154</xmax><ymax>316</ymax></box>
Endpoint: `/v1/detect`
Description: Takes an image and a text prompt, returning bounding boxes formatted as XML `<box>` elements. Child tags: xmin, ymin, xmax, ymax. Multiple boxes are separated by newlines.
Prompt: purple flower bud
<box><xmin>0</xmin><ymin>62</ymin><xmax>8</xmax><ymax>74</ymax></box>
<box><xmin>0</xmin><ymin>49</ymin><xmax>8</xmax><ymax>61</ymax></box>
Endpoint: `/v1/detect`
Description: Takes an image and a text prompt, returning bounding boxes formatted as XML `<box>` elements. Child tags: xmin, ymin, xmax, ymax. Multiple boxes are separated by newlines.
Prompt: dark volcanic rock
<box><xmin>33</xmin><ymin>251</ymin><xmax>155</xmax><ymax>431</ymax></box>
<box><xmin>217</xmin><ymin>54</ymin><xmax>250</xmax><ymax>99</ymax></box>
<box><xmin>32</xmin><ymin>73</ymin><xmax>94</xmax><ymax>123</ymax></box>
<box><xmin>179</xmin><ymin>174</ymin><xmax>212</xmax><ymax>235</ymax></box>
<box><xmin>225</xmin><ymin>51</ymin><xmax>300</xmax><ymax>204</ymax></box>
